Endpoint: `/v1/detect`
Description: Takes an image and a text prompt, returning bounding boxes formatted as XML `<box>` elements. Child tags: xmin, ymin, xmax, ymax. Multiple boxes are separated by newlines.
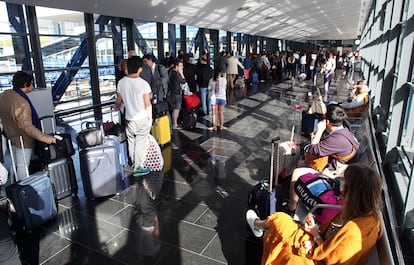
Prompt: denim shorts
<box><xmin>174</xmin><ymin>94</ymin><xmax>182</xmax><ymax>109</ymax></box>
<box><xmin>211</xmin><ymin>98</ymin><xmax>226</xmax><ymax>105</ymax></box>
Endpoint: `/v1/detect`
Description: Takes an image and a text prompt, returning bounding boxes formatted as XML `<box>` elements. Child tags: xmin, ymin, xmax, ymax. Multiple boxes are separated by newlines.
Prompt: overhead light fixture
<box><xmin>355</xmin><ymin>39</ymin><xmax>361</xmax><ymax>45</ymax></box>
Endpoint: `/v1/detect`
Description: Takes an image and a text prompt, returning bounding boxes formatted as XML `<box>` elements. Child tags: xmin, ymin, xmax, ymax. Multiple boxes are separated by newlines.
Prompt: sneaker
<box><xmin>133</xmin><ymin>167</ymin><xmax>150</xmax><ymax>177</ymax></box>
<box><xmin>246</xmin><ymin>210</ymin><xmax>263</xmax><ymax>237</ymax></box>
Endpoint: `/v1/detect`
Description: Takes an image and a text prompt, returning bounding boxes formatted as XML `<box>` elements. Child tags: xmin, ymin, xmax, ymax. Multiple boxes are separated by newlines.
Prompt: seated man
<box><xmin>342</xmin><ymin>80</ymin><xmax>370</xmax><ymax>117</ymax></box>
<box><xmin>287</xmin><ymin>104</ymin><xmax>359</xmax><ymax>212</ymax></box>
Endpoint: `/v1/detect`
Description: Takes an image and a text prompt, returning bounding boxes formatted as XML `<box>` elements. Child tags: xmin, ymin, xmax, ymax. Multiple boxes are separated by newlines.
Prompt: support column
<box><xmin>236</xmin><ymin>33</ymin><xmax>242</xmax><ymax>55</ymax></box>
<box><xmin>168</xmin><ymin>24</ymin><xmax>176</xmax><ymax>56</ymax></box>
<box><xmin>85</xmin><ymin>13</ymin><xmax>102</xmax><ymax>120</ymax></box>
<box><xmin>199</xmin><ymin>28</ymin><xmax>205</xmax><ymax>55</ymax></box>
<box><xmin>6</xmin><ymin>3</ymin><xmax>32</xmax><ymax>71</ymax></box>
<box><xmin>180</xmin><ymin>25</ymin><xmax>187</xmax><ymax>53</ymax></box>
<box><xmin>156</xmin><ymin>22</ymin><xmax>164</xmax><ymax>62</ymax></box>
<box><xmin>226</xmin><ymin>31</ymin><xmax>232</xmax><ymax>53</ymax></box>
<box><xmin>25</xmin><ymin>5</ymin><xmax>45</xmax><ymax>87</ymax></box>
<box><xmin>126</xmin><ymin>18</ymin><xmax>135</xmax><ymax>52</ymax></box>
<box><xmin>211</xmin><ymin>29</ymin><xmax>219</xmax><ymax>58</ymax></box>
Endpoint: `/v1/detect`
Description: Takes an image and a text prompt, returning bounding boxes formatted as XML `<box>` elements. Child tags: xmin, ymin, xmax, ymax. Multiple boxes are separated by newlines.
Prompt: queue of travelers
<box><xmin>0</xmin><ymin>47</ymin><xmax>367</xmax><ymax>265</ymax></box>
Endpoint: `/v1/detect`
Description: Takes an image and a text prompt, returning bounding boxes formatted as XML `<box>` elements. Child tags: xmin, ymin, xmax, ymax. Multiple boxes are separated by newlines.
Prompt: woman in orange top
<box><xmin>246</xmin><ymin>164</ymin><xmax>382</xmax><ymax>265</ymax></box>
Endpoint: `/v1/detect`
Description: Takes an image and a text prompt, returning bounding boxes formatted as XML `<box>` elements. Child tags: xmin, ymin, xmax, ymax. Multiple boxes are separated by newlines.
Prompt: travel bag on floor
<box><xmin>6</xmin><ymin>137</ymin><xmax>57</xmax><ymax>233</ymax></box>
<box><xmin>36</xmin><ymin>115</ymin><xmax>75</xmax><ymax>163</ymax></box>
<box><xmin>183</xmin><ymin>94</ymin><xmax>201</xmax><ymax>111</ymax></box>
<box><xmin>79</xmin><ymin>136</ymin><xmax>122</xmax><ymax>199</ymax></box>
<box><xmin>179</xmin><ymin>108</ymin><xmax>197</xmax><ymax>130</ymax></box>
<box><xmin>77</xmin><ymin>121</ymin><xmax>104</xmax><ymax>149</ymax></box>
<box><xmin>46</xmin><ymin>157</ymin><xmax>78</xmax><ymax>200</ymax></box>
<box><xmin>151</xmin><ymin>115</ymin><xmax>171</xmax><ymax>145</ymax></box>
<box><xmin>247</xmin><ymin>137</ymin><xmax>284</xmax><ymax>231</ymax></box>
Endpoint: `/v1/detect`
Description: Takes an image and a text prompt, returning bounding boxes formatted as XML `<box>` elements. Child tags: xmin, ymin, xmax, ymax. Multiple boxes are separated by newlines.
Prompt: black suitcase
<box><xmin>301</xmin><ymin>111</ymin><xmax>321</xmax><ymax>138</ymax></box>
<box><xmin>79</xmin><ymin>136</ymin><xmax>122</xmax><ymax>199</ymax></box>
<box><xmin>180</xmin><ymin>107</ymin><xmax>197</xmax><ymax>130</ymax></box>
<box><xmin>36</xmin><ymin>115</ymin><xmax>75</xmax><ymax>163</ymax></box>
<box><xmin>46</xmin><ymin>157</ymin><xmax>78</xmax><ymax>200</ymax></box>
<box><xmin>247</xmin><ymin>137</ymin><xmax>282</xmax><ymax>233</ymax></box>
<box><xmin>6</xmin><ymin>137</ymin><xmax>57</xmax><ymax>233</ymax></box>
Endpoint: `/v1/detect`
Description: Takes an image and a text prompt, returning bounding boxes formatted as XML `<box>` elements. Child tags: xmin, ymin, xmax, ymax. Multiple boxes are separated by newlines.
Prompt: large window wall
<box><xmin>359</xmin><ymin>0</ymin><xmax>413</xmax><ymax>263</ymax></box>
<box><xmin>0</xmin><ymin>2</ymin><xmax>315</xmax><ymax>120</ymax></box>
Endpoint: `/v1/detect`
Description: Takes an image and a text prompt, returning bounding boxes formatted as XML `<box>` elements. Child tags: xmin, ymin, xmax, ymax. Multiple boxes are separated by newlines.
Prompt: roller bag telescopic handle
<box><xmin>269</xmin><ymin>137</ymin><xmax>280</xmax><ymax>193</ymax></box>
<box><xmin>7</xmin><ymin>135</ymin><xmax>30</xmax><ymax>183</ymax></box>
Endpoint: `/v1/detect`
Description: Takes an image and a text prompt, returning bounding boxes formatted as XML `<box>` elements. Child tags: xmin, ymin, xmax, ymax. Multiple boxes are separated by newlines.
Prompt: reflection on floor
<box><xmin>12</xmin><ymin>72</ymin><xmax>356</xmax><ymax>265</ymax></box>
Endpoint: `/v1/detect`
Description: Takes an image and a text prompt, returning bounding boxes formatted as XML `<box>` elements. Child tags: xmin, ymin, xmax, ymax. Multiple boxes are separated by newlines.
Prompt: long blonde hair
<box><xmin>341</xmin><ymin>164</ymin><xmax>382</xmax><ymax>223</ymax></box>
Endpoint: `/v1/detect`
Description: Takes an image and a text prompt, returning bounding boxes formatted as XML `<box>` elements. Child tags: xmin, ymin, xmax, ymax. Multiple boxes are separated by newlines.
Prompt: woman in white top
<box><xmin>208</xmin><ymin>70</ymin><xmax>228</xmax><ymax>131</ymax></box>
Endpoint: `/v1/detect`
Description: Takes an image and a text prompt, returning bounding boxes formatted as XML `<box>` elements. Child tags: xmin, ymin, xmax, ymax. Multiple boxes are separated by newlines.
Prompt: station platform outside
<box><xmin>3</xmin><ymin>68</ymin><xmax>363</xmax><ymax>265</ymax></box>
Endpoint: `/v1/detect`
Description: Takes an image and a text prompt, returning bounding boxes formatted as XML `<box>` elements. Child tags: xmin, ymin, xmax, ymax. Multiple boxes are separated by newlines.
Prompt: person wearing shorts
<box><xmin>208</xmin><ymin>69</ymin><xmax>228</xmax><ymax>131</ymax></box>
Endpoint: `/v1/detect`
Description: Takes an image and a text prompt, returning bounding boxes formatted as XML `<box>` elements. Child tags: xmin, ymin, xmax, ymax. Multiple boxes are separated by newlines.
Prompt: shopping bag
<box><xmin>143</xmin><ymin>134</ymin><xmax>164</xmax><ymax>171</ymax></box>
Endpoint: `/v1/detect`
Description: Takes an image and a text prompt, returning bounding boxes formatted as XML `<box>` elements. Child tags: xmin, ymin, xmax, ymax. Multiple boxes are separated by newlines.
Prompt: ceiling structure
<box><xmin>6</xmin><ymin>0</ymin><xmax>372</xmax><ymax>41</ymax></box>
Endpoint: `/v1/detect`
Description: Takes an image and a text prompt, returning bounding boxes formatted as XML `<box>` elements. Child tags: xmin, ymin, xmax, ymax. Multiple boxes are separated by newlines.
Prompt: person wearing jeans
<box><xmin>196</xmin><ymin>56</ymin><xmax>213</xmax><ymax>115</ymax></box>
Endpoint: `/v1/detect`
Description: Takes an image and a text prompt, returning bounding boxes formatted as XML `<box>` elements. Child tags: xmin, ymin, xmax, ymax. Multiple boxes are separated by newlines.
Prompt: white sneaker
<box><xmin>246</xmin><ymin>210</ymin><xmax>263</xmax><ymax>237</ymax></box>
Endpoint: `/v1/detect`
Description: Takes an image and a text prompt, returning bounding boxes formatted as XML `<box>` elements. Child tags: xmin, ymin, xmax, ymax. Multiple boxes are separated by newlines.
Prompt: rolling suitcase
<box><xmin>151</xmin><ymin>115</ymin><xmax>171</xmax><ymax>145</ymax></box>
<box><xmin>6</xmin><ymin>137</ymin><xmax>57</xmax><ymax>233</ymax></box>
<box><xmin>247</xmin><ymin>137</ymin><xmax>283</xmax><ymax>227</ymax></box>
<box><xmin>46</xmin><ymin>157</ymin><xmax>78</xmax><ymax>200</ymax></box>
<box><xmin>79</xmin><ymin>136</ymin><xmax>122</xmax><ymax>200</ymax></box>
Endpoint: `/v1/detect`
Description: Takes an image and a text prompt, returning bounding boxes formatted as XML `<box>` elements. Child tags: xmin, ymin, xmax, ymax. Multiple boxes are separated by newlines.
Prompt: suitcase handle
<box><xmin>7</xmin><ymin>135</ymin><xmax>30</xmax><ymax>182</ymax></box>
<box><xmin>81</xmin><ymin>121</ymin><xmax>102</xmax><ymax>130</ymax></box>
<box><xmin>39</xmin><ymin>115</ymin><xmax>56</xmax><ymax>134</ymax></box>
<box><xmin>269</xmin><ymin>137</ymin><xmax>280</xmax><ymax>193</ymax></box>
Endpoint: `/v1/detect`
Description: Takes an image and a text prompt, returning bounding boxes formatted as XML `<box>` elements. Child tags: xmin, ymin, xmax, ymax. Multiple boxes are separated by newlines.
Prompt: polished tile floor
<box><xmin>11</xmin><ymin>71</ymin><xmax>357</xmax><ymax>265</ymax></box>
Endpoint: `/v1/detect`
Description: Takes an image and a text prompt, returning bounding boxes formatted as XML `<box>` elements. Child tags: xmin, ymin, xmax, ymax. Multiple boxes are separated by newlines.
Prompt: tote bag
<box><xmin>308</xmin><ymin>87</ymin><xmax>327</xmax><ymax>115</ymax></box>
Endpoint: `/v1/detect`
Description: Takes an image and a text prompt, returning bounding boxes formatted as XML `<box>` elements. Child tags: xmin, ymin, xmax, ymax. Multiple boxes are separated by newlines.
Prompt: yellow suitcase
<box><xmin>151</xmin><ymin>115</ymin><xmax>171</xmax><ymax>145</ymax></box>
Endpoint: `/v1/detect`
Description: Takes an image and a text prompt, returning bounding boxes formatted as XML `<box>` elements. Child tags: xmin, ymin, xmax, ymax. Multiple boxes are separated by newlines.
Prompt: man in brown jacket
<box><xmin>0</xmin><ymin>71</ymin><xmax>55</xmax><ymax>181</ymax></box>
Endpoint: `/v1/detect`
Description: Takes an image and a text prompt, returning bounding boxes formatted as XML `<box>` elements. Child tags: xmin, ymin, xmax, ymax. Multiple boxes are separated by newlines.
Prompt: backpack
<box><xmin>294</xmin><ymin>173</ymin><xmax>342</xmax><ymax>224</ymax></box>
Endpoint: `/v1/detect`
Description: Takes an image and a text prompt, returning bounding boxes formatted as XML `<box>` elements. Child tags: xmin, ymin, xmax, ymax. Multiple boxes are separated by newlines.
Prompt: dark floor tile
<box><xmin>72</xmin><ymin>197</ymin><xmax>128</xmax><ymax>221</ymax></box>
<box><xmin>156</xmin><ymin>197</ymin><xmax>209</xmax><ymax>223</ymax></box>
<box><xmin>105</xmin><ymin>229</ymin><xmax>170</xmax><ymax>265</ymax></box>
<box><xmin>41</xmin><ymin>242</ymin><xmax>120</xmax><ymax>265</ymax></box>
<box><xmin>45</xmin><ymin>208</ymin><xmax>125</xmax><ymax>252</ymax></box>
<box><xmin>155</xmin><ymin>246</ymin><xmax>225</xmax><ymax>265</ymax></box>
<box><xmin>158</xmin><ymin>215</ymin><xmax>216</xmax><ymax>254</ymax></box>
<box><xmin>15</xmin><ymin>228</ymin><xmax>71</xmax><ymax>265</ymax></box>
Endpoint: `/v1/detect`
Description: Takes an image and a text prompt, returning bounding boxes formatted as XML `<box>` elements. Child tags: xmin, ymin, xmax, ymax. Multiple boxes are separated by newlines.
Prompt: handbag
<box><xmin>153</xmin><ymin>101</ymin><xmax>170</xmax><ymax>118</ymax></box>
<box><xmin>77</xmin><ymin>121</ymin><xmax>104</xmax><ymax>149</ymax></box>
<box><xmin>103</xmin><ymin>121</ymin><xmax>126</xmax><ymax>142</ymax></box>
<box><xmin>294</xmin><ymin>172</ymin><xmax>342</xmax><ymax>224</ymax></box>
<box><xmin>308</xmin><ymin>87</ymin><xmax>327</xmax><ymax>115</ymax></box>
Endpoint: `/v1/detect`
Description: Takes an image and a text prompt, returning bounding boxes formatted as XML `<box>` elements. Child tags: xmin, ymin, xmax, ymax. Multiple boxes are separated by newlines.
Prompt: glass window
<box><xmin>36</xmin><ymin>7</ymin><xmax>85</xmax><ymax>35</ymax></box>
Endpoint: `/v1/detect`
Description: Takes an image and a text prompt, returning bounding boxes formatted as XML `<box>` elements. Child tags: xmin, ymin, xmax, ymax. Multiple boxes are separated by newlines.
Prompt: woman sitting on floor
<box><xmin>246</xmin><ymin>163</ymin><xmax>382</xmax><ymax>265</ymax></box>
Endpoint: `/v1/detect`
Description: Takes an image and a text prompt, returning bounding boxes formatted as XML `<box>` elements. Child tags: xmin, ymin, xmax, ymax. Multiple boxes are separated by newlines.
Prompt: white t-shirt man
<box><xmin>117</xmin><ymin>77</ymin><xmax>152</xmax><ymax>121</ymax></box>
